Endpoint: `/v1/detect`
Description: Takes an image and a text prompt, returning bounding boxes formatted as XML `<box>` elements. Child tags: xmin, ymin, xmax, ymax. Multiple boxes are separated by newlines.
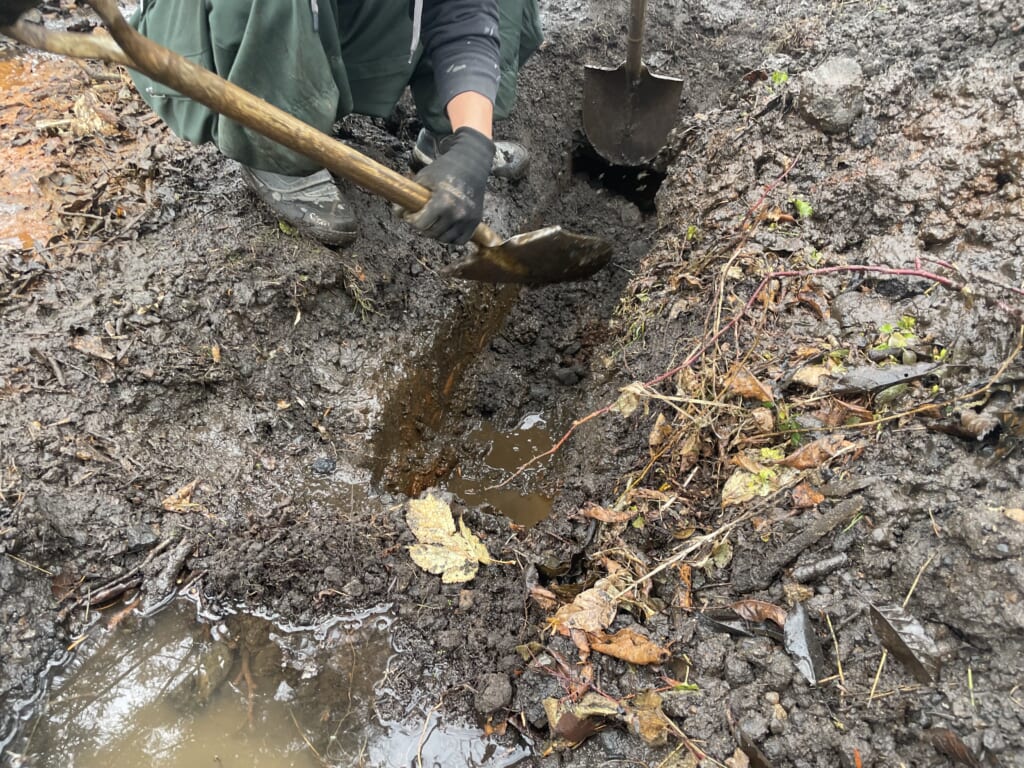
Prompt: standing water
<box><xmin>5</xmin><ymin>600</ymin><xmax>530</xmax><ymax>767</ymax></box>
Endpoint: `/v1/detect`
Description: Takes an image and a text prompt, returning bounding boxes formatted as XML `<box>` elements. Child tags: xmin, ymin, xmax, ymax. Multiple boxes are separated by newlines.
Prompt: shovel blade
<box><xmin>440</xmin><ymin>226</ymin><xmax>612</xmax><ymax>284</ymax></box>
<box><xmin>583</xmin><ymin>63</ymin><xmax>683</xmax><ymax>166</ymax></box>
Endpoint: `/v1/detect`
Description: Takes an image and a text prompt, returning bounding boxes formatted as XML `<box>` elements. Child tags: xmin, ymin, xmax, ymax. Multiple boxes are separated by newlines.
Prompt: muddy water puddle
<box><xmin>6</xmin><ymin>600</ymin><xmax>529</xmax><ymax>768</ymax></box>
<box><xmin>446</xmin><ymin>415</ymin><xmax>554</xmax><ymax>527</ymax></box>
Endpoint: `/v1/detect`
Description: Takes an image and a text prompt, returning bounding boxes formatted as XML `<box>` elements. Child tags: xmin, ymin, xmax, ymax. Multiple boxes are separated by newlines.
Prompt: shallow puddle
<box><xmin>446</xmin><ymin>415</ymin><xmax>554</xmax><ymax>527</ymax></box>
<box><xmin>6</xmin><ymin>600</ymin><xmax>530</xmax><ymax>768</ymax></box>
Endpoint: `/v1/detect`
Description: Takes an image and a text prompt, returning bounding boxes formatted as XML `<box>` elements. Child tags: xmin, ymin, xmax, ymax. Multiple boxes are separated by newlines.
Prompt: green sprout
<box><xmin>791</xmin><ymin>197</ymin><xmax>814</xmax><ymax>219</ymax></box>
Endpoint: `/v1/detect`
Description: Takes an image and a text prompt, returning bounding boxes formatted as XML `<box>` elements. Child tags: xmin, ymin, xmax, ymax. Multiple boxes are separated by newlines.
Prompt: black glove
<box><xmin>405</xmin><ymin>126</ymin><xmax>494</xmax><ymax>245</ymax></box>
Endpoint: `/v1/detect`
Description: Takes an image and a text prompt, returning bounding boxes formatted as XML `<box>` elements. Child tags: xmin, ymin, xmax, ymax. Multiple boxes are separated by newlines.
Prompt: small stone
<box><xmin>311</xmin><ymin>457</ymin><xmax>336</xmax><ymax>475</ymax></box>
<box><xmin>458</xmin><ymin>589</ymin><xmax>474</xmax><ymax>611</ymax></box>
<box><xmin>798</xmin><ymin>57</ymin><xmax>865</xmax><ymax>134</ymax></box>
<box><xmin>725</xmin><ymin>656</ymin><xmax>754</xmax><ymax>686</ymax></box>
<box><xmin>764</xmin><ymin>691</ymin><xmax>780</xmax><ymax>705</ymax></box>
<box><xmin>474</xmin><ymin>672</ymin><xmax>513</xmax><ymax>714</ymax></box>
<box><xmin>739</xmin><ymin>714</ymin><xmax>769</xmax><ymax>742</ymax></box>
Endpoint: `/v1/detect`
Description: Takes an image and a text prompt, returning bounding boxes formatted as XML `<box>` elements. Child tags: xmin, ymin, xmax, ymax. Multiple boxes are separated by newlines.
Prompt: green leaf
<box><xmin>792</xmin><ymin>197</ymin><xmax>814</xmax><ymax>219</ymax></box>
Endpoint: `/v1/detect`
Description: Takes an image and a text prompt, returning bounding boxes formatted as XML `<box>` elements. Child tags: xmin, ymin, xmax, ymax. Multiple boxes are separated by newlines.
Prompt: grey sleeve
<box><xmin>421</xmin><ymin>0</ymin><xmax>502</xmax><ymax>108</ymax></box>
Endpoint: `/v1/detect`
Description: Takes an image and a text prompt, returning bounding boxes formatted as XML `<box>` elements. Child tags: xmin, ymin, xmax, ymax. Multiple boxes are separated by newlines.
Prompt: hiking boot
<box><xmin>239</xmin><ymin>166</ymin><xmax>358</xmax><ymax>246</ymax></box>
<box><xmin>411</xmin><ymin>128</ymin><xmax>530</xmax><ymax>180</ymax></box>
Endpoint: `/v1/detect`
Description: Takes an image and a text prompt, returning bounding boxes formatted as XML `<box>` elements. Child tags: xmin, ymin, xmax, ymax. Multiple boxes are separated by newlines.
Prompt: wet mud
<box><xmin>3</xmin><ymin>0</ymin><xmax>1024</xmax><ymax>766</ymax></box>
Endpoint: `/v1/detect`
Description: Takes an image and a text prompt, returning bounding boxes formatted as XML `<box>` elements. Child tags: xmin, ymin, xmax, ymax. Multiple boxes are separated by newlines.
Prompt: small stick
<box><xmin>825</xmin><ymin>612</ymin><xmax>846</xmax><ymax>687</ymax></box>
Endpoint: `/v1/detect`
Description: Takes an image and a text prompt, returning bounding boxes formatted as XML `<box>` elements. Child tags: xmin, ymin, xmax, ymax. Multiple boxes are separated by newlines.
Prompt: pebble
<box><xmin>798</xmin><ymin>57</ymin><xmax>865</xmax><ymax>134</ymax></box>
<box><xmin>311</xmin><ymin>457</ymin><xmax>336</xmax><ymax>475</ymax></box>
<box><xmin>474</xmin><ymin>672</ymin><xmax>513</xmax><ymax>714</ymax></box>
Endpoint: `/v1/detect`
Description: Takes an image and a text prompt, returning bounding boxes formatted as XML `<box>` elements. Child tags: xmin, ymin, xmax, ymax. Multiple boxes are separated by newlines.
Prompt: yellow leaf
<box><xmin>611</xmin><ymin>382</ymin><xmax>647</xmax><ymax>417</ymax></box>
<box><xmin>1004</xmin><ymin>508</ymin><xmax>1024</xmax><ymax>524</ymax></box>
<box><xmin>625</xmin><ymin>689</ymin><xmax>672</xmax><ymax>746</ymax></box>
<box><xmin>721</xmin><ymin>466</ymin><xmax>799</xmax><ymax>507</ymax></box>
<box><xmin>791</xmin><ymin>364</ymin><xmax>831</xmax><ymax>388</ymax></box>
<box><xmin>405</xmin><ymin>494</ymin><xmax>498</xmax><ymax>584</ymax></box>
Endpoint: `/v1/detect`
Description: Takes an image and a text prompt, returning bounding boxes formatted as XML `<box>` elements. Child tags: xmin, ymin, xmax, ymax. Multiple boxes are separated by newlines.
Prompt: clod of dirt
<box><xmin>797</xmin><ymin>57</ymin><xmax>865</xmax><ymax>134</ymax></box>
<box><xmin>474</xmin><ymin>672</ymin><xmax>513</xmax><ymax>715</ymax></box>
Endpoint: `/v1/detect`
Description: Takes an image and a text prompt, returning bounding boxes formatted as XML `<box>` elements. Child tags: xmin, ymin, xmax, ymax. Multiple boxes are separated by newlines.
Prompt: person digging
<box><xmin>123</xmin><ymin>0</ymin><xmax>539</xmax><ymax>247</ymax></box>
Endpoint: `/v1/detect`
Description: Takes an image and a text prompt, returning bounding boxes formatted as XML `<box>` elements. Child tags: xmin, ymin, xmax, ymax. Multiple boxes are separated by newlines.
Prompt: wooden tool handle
<box><xmin>10</xmin><ymin>0</ymin><xmax>502</xmax><ymax>249</ymax></box>
<box><xmin>625</xmin><ymin>0</ymin><xmax>648</xmax><ymax>81</ymax></box>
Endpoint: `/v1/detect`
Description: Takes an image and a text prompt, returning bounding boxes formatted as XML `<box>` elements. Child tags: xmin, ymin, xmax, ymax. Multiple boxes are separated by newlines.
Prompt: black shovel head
<box><xmin>440</xmin><ymin>226</ymin><xmax>612</xmax><ymax>284</ymax></box>
<box><xmin>583</xmin><ymin>63</ymin><xmax>683</xmax><ymax>166</ymax></box>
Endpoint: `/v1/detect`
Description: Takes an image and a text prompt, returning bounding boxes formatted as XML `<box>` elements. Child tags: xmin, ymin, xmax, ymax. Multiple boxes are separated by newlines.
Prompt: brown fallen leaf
<box><xmin>589</xmin><ymin>628</ymin><xmax>671</xmax><ymax>665</ymax></box>
<box><xmin>725</xmin><ymin>365</ymin><xmax>774</xmax><ymax>403</ymax></box>
<box><xmin>675</xmin><ymin>564</ymin><xmax>693</xmax><ymax>610</ymax></box>
<box><xmin>161</xmin><ymin>479</ymin><xmax>204</xmax><ymax>513</ymax></box>
<box><xmin>779</xmin><ymin>435</ymin><xmax>856</xmax><ymax>469</ymax></box>
<box><xmin>548</xmin><ymin>577</ymin><xmax>618</xmax><ymax>637</ymax></box>
<box><xmin>580</xmin><ymin>502</ymin><xmax>640</xmax><ymax>524</ymax></box>
<box><xmin>543</xmin><ymin>692</ymin><xmax>620</xmax><ymax>746</ymax></box>
<box><xmin>649</xmin><ymin>412</ymin><xmax>674</xmax><ymax>454</ymax></box>
<box><xmin>625</xmin><ymin>689</ymin><xmax>674</xmax><ymax>747</ymax></box>
<box><xmin>922</xmin><ymin>728</ymin><xmax>982</xmax><ymax>768</ymax></box>
<box><xmin>69</xmin><ymin>335</ymin><xmax>115</xmax><ymax>362</ymax></box>
<box><xmin>791</xmin><ymin>483</ymin><xmax>825</xmax><ymax>508</ymax></box>
<box><xmin>530</xmin><ymin>585</ymin><xmax>559</xmax><ymax>612</ymax></box>
<box><xmin>791</xmin><ymin>364</ymin><xmax>831</xmax><ymax>388</ymax></box>
<box><xmin>731</xmin><ymin>598</ymin><xmax>788</xmax><ymax>628</ymax></box>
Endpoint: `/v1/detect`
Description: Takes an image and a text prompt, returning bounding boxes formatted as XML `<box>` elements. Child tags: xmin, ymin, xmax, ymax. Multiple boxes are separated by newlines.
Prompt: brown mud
<box><xmin>2</xmin><ymin>1</ymin><xmax>1024</xmax><ymax>766</ymax></box>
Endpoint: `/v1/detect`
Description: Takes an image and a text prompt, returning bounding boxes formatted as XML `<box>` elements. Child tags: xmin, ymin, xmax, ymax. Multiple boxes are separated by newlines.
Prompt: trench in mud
<box><xmin>1</xmin><ymin>44</ymin><xmax>667</xmax><ymax>757</ymax></box>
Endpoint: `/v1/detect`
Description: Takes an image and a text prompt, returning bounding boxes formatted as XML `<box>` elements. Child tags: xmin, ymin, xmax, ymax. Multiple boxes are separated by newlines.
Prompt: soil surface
<box><xmin>3</xmin><ymin>1</ymin><xmax>1024</xmax><ymax>767</ymax></box>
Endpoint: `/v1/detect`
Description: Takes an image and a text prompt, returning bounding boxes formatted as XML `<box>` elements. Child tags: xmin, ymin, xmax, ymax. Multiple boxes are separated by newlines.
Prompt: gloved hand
<box><xmin>404</xmin><ymin>126</ymin><xmax>494</xmax><ymax>245</ymax></box>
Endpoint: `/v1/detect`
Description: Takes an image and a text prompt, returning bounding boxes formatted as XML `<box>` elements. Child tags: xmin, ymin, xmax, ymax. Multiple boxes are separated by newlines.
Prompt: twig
<box><xmin>826</xmin><ymin>612</ymin><xmax>846</xmax><ymax>687</ymax></box>
<box><xmin>416</xmin><ymin>699</ymin><xmax>445</xmax><ymax>768</ymax></box>
<box><xmin>497</xmin><ymin>260</ymin><xmax>1020</xmax><ymax>488</ymax></box>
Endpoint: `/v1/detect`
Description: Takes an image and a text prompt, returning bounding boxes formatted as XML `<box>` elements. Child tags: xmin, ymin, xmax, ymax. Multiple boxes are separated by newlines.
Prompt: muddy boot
<box><xmin>239</xmin><ymin>166</ymin><xmax>358</xmax><ymax>246</ymax></box>
<box><xmin>411</xmin><ymin>128</ymin><xmax>530</xmax><ymax>181</ymax></box>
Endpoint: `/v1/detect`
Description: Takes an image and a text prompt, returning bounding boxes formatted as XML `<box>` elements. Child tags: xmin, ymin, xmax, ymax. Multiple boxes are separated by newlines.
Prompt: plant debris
<box><xmin>868</xmin><ymin>603</ymin><xmax>942</xmax><ymax>684</ymax></box>
<box><xmin>405</xmin><ymin>494</ymin><xmax>502</xmax><ymax>584</ymax></box>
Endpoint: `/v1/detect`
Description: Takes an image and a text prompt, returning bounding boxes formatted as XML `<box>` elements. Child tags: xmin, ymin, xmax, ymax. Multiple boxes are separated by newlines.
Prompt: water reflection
<box><xmin>11</xmin><ymin>601</ymin><xmax>529</xmax><ymax>768</ymax></box>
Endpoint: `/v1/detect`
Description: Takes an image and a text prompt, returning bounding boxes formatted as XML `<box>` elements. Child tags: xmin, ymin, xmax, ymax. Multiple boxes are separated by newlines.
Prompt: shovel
<box><xmin>582</xmin><ymin>0</ymin><xmax>683</xmax><ymax>166</ymax></box>
<box><xmin>1</xmin><ymin>2</ymin><xmax>612</xmax><ymax>285</ymax></box>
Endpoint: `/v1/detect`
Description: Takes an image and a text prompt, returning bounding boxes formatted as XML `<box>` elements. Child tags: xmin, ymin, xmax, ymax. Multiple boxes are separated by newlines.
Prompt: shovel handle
<box><xmin>6</xmin><ymin>0</ymin><xmax>502</xmax><ymax>250</ymax></box>
<box><xmin>625</xmin><ymin>0</ymin><xmax>648</xmax><ymax>81</ymax></box>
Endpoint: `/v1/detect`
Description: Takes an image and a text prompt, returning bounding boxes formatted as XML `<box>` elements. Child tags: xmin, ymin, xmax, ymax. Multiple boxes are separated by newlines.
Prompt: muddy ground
<box><xmin>2</xmin><ymin>0</ymin><xmax>1024</xmax><ymax>766</ymax></box>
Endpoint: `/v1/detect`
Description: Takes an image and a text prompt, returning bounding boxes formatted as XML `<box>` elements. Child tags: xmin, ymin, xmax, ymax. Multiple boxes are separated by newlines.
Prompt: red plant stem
<box><xmin>500</xmin><ymin>261</ymin><xmax>1017</xmax><ymax>484</ymax></box>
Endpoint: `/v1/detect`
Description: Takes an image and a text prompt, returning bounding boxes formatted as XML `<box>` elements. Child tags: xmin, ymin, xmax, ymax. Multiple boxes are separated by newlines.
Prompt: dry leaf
<box><xmin>725</xmin><ymin>365</ymin><xmax>774</xmax><ymax>402</ymax></box>
<box><xmin>530</xmin><ymin>585</ymin><xmax>559</xmax><ymax>612</ymax></box>
<box><xmin>779</xmin><ymin>435</ymin><xmax>855</xmax><ymax>469</ymax></box>
<box><xmin>161</xmin><ymin>479</ymin><xmax>204</xmax><ymax>513</ymax></box>
<box><xmin>543</xmin><ymin>692</ymin><xmax>620</xmax><ymax>745</ymax></box>
<box><xmin>749</xmin><ymin>407</ymin><xmax>775</xmax><ymax>433</ymax></box>
<box><xmin>406</xmin><ymin>494</ymin><xmax>499</xmax><ymax>584</ymax></box>
<box><xmin>580</xmin><ymin>502</ymin><xmax>640</xmax><ymax>524</ymax></box>
<box><xmin>791</xmin><ymin>483</ymin><xmax>825</xmax><ymax>508</ymax></box>
<box><xmin>675</xmin><ymin>564</ymin><xmax>693</xmax><ymax>609</ymax></box>
<box><xmin>611</xmin><ymin>382</ymin><xmax>647</xmax><ymax>417</ymax></box>
<box><xmin>625</xmin><ymin>689</ymin><xmax>673</xmax><ymax>746</ymax></box>
<box><xmin>589</xmin><ymin>628</ymin><xmax>670</xmax><ymax>665</ymax></box>
<box><xmin>548</xmin><ymin>576</ymin><xmax>620</xmax><ymax>660</ymax></box>
<box><xmin>791</xmin><ymin>364</ymin><xmax>831</xmax><ymax>388</ymax></box>
<box><xmin>1002</xmin><ymin>507</ymin><xmax>1024</xmax><ymax>524</ymax></box>
<box><xmin>731</xmin><ymin>599</ymin><xmax>788</xmax><ymax>627</ymax></box>
<box><xmin>649</xmin><ymin>413</ymin><xmax>674</xmax><ymax>454</ymax></box>
<box><xmin>69</xmin><ymin>335</ymin><xmax>115</xmax><ymax>362</ymax></box>
<box><xmin>721</xmin><ymin>466</ymin><xmax>799</xmax><ymax>507</ymax></box>
<box><xmin>211</xmin><ymin>344</ymin><xmax>221</xmax><ymax>363</ymax></box>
